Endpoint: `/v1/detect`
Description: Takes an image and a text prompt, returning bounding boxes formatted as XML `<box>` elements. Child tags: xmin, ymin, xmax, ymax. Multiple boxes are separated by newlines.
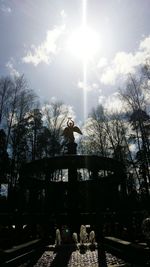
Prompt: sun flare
<box><xmin>67</xmin><ymin>26</ymin><xmax>100</xmax><ymax>62</ymax></box>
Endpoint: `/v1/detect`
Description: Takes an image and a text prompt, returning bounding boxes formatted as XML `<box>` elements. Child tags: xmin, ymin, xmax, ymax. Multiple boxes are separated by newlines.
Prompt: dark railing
<box><xmin>0</xmin><ymin>239</ymin><xmax>47</xmax><ymax>266</ymax></box>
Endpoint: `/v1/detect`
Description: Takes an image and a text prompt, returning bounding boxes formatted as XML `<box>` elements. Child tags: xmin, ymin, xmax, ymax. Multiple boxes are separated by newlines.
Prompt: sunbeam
<box><xmin>66</xmin><ymin>0</ymin><xmax>100</xmax><ymax>119</ymax></box>
<box><xmin>83</xmin><ymin>0</ymin><xmax>87</xmax><ymax>120</ymax></box>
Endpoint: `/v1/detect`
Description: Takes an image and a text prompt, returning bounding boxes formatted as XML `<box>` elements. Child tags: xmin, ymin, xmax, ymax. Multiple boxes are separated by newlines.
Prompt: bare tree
<box><xmin>81</xmin><ymin>105</ymin><xmax>109</xmax><ymax>156</ymax></box>
<box><xmin>0</xmin><ymin>77</ymin><xmax>13</xmax><ymax>125</ymax></box>
<box><xmin>120</xmin><ymin>73</ymin><xmax>150</xmax><ymax>193</ymax></box>
<box><xmin>5</xmin><ymin>75</ymin><xmax>38</xmax><ymax>170</ymax></box>
<box><xmin>27</xmin><ymin>108</ymin><xmax>43</xmax><ymax>161</ymax></box>
<box><xmin>2</xmin><ymin>75</ymin><xmax>36</xmax><ymax>149</ymax></box>
<box><xmin>42</xmin><ymin>101</ymin><xmax>72</xmax><ymax>156</ymax></box>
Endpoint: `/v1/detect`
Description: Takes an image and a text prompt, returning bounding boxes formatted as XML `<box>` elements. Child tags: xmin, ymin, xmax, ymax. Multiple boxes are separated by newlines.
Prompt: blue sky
<box><xmin>0</xmin><ymin>0</ymin><xmax>150</xmax><ymax>122</ymax></box>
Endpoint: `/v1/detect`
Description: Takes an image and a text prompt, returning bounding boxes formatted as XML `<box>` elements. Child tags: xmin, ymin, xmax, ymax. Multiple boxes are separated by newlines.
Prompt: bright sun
<box><xmin>67</xmin><ymin>26</ymin><xmax>100</xmax><ymax>62</ymax></box>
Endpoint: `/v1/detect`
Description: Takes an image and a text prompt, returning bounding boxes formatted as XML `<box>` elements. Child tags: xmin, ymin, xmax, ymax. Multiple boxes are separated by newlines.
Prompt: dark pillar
<box><xmin>95</xmin><ymin>179</ymin><xmax>107</xmax><ymax>267</ymax></box>
<box><xmin>68</xmin><ymin>167</ymin><xmax>79</xmax><ymax>233</ymax></box>
<box><xmin>96</xmin><ymin>215</ymin><xmax>107</xmax><ymax>267</ymax></box>
<box><xmin>66</xmin><ymin>142</ymin><xmax>79</xmax><ymax>233</ymax></box>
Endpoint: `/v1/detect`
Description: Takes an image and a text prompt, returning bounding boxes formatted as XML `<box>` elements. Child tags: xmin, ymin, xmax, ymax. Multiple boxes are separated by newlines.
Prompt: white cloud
<box><xmin>98</xmin><ymin>95</ymin><xmax>106</xmax><ymax>105</ymax></box>
<box><xmin>60</xmin><ymin>9</ymin><xmax>67</xmax><ymax>19</ymax></box>
<box><xmin>105</xmin><ymin>93</ymin><xmax>123</xmax><ymax>113</ymax></box>
<box><xmin>140</xmin><ymin>36</ymin><xmax>150</xmax><ymax>52</ymax></box>
<box><xmin>101</xmin><ymin>67</ymin><xmax>117</xmax><ymax>85</ymax></box>
<box><xmin>99</xmin><ymin>36</ymin><xmax>150</xmax><ymax>85</ymax></box>
<box><xmin>78</xmin><ymin>81</ymin><xmax>99</xmax><ymax>91</ymax></box>
<box><xmin>6</xmin><ymin>59</ymin><xmax>20</xmax><ymax>77</ymax></box>
<box><xmin>22</xmin><ymin>24</ymin><xmax>65</xmax><ymax>66</ymax></box>
<box><xmin>97</xmin><ymin>57</ymin><xmax>108</xmax><ymax>68</ymax></box>
<box><xmin>98</xmin><ymin>92</ymin><xmax>123</xmax><ymax>113</ymax></box>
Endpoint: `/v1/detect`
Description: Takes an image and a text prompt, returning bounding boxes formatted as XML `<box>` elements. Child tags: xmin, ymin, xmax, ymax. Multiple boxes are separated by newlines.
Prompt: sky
<box><xmin>0</xmin><ymin>0</ymin><xmax>150</xmax><ymax>122</ymax></box>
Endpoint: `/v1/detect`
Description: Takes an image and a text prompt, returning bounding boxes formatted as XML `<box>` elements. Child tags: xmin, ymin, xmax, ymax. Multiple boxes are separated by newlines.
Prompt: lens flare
<box><xmin>67</xmin><ymin>26</ymin><xmax>100</xmax><ymax>62</ymax></box>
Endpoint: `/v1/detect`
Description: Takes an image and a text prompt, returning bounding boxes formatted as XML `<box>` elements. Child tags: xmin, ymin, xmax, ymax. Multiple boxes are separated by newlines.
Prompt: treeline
<box><xmin>0</xmin><ymin>75</ymin><xmax>72</xmax><ymax>186</ymax></box>
<box><xmin>80</xmin><ymin>61</ymin><xmax>150</xmax><ymax>198</ymax></box>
